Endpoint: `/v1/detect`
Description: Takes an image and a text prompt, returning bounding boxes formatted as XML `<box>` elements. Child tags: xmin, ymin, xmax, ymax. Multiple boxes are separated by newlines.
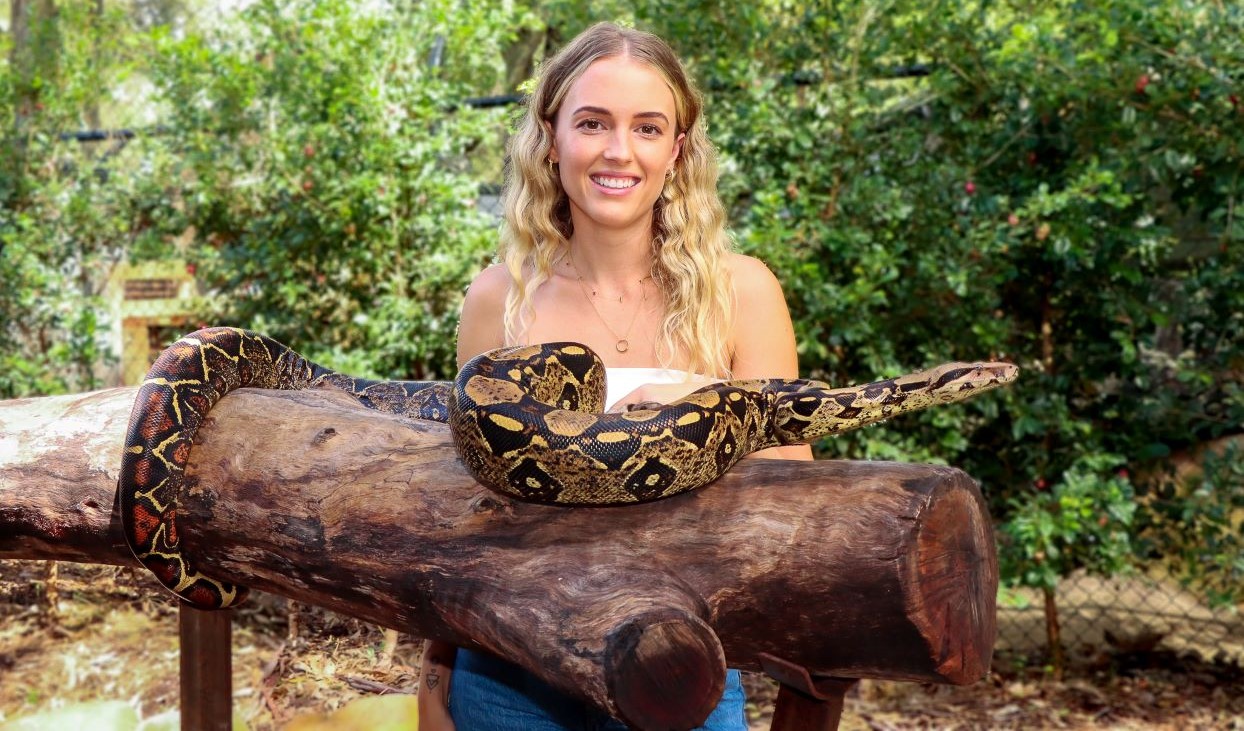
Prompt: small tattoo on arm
<box><xmin>425</xmin><ymin>669</ymin><xmax>440</xmax><ymax>690</ymax></box>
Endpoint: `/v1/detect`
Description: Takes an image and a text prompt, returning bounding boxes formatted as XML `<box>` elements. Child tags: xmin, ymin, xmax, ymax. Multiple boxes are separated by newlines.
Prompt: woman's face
<box><xmin>548</xmin><ymin>55</ymin><xmax>684</xmax><ymax>238</ymax></box>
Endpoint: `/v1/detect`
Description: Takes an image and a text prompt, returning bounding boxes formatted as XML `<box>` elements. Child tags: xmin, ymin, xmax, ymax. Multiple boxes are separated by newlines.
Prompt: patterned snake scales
<box><xmin>119</xmin><ymin>327</ymin><xmax>1018</xmax><ymax>609</ymax></box>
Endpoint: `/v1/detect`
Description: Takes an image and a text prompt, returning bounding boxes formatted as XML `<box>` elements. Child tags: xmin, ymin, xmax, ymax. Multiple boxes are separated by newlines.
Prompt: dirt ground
<box><xmin>1</xmin><ymin>561</ymin><xmax>1241</xmax><ymax>730</ymax></box>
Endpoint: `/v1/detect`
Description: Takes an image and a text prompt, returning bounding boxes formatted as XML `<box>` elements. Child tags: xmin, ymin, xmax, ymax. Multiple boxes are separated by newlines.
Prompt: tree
<box><xmin>1</xmin><ymin>0</ymin><xmax>1239</xmax><ymax>668</ymax></box>
<box><xmin>528</xmin><ymin>0</ymin><xmax>1243</xmax><ymax>667</ymax></box>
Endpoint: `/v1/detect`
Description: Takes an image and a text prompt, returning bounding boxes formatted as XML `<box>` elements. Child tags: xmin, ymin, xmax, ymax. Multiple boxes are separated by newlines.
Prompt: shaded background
<box><xmin>1</xmin><ymin>0</ymin><xmax>1241</xmax><ymax>727</ymax></box>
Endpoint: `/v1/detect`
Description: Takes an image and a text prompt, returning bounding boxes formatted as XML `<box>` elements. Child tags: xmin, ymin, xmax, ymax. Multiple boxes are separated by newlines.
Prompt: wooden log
<box><xmin>0</xmin><ymin>389</ymin><xmax>136</xmax><ymax>565</ymax></box>
<box><xmin>0</xmin><ymin>387</ymin><xmax>998</xmax><ymax>729</ymax></box>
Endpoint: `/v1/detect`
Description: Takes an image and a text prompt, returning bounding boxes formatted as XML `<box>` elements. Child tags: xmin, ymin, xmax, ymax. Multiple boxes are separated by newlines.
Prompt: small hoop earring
<box><xmin>548</xmin><ymin>159</ymin><xmax>558</xmax><ymax>174</ymax></box>
<box><xmin>666</xmin><ymin>167</ymin><xmax>676</xmax><ymax>181</ymax></box>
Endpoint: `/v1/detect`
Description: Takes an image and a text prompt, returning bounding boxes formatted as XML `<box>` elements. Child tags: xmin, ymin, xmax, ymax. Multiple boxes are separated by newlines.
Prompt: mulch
<box><xmin>2</xmin><ymin>560</ymin><xmax>1241</xmax><ymax>730</ymax></box>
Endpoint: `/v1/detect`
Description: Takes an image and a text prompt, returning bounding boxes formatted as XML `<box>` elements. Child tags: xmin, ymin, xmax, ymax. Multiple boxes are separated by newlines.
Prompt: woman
<box><xmin>419</xmin><ymin>21</ymin><xmax>811</xmax><ymax>730</ymax></box>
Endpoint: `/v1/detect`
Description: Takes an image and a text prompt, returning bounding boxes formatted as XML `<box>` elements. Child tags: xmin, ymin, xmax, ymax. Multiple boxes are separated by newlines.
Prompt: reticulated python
<box><xmin>119</xmin><ymin>327</ymin><xmax>1018</xmax><ymax>609</ymax></box>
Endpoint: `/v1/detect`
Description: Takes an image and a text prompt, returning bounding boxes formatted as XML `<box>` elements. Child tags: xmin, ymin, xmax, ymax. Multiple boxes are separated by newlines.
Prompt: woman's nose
<box><xmin>603</xmin><ymin>130</ymin><xmax>632</xmax><ymax>163</ymax></box>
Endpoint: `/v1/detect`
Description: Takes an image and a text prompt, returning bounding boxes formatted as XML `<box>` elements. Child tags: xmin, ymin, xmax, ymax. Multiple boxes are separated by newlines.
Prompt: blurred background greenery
<box><xmin>2</xmin><ymin>0</ymin><xmax>1240</xmax><ymax>667</ymax></box>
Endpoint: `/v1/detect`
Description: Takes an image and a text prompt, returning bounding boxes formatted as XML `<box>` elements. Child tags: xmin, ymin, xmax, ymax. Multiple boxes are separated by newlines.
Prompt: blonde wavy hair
<box><xmin>499</xmin><ymin>22</ymin><xmax>735</xmax><ymax>378</ymax></box>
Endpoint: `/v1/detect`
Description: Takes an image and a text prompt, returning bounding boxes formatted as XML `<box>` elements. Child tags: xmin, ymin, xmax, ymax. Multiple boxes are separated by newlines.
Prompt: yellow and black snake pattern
<box><xmin>119</xmin><ymin>327</ymin><xmax>1017</xmax><ymax>609</ymax></box>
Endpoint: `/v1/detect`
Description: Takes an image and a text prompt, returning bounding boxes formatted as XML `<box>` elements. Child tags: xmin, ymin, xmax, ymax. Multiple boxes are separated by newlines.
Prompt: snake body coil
<box><xmin>119</xmin><ymin>327</ymin><xmax>1017</xmax><ymax>609</ymax></box>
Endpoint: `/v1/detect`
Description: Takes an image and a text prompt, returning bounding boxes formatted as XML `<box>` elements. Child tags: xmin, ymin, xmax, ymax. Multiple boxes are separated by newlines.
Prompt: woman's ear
<box><xmin>544</xmin><ymin>120</ymin><xmax>559</xmax><ymax>163</ymax></box>
<box><xmin>670</xmin><ymin>131</ymin><xmax>686</xmax><ymax>170</ymax></box>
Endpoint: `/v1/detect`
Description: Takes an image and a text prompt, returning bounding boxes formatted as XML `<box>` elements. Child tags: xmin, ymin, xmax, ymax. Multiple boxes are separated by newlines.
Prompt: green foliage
<box><xmin>0</xmin><ymin>700</ymin><xmax>250</xmax><ymax>731</ymax></box>
<box><xmin>539</xmin><ymin>0</ymin><xmax>1242</xmax><ymax>594</ymax></box>
<box><xmin>1141</xmin><ymin>445</ymin><xmax>1244</xmax><ymax>606</ymax></box>
<box><xmin>999</xmin><ymin>453</ymin><xmax>1137</xmax><ymax>591</ymax></box>
<box><xmin>0</xmin><ymin>0</ymin><xmax>144</xmax><ymax>397</ymax></box>
<box><xmin>143</xmin><ymin>0</ymin><xmax>522</xmax><ymax>378</ymax></box>
<box><xmin>0</xmin><ymin>700</ymin><xmax>138</xmax><ymax>731</ymax></box>
<box><xmin>2</xmin><ymin>0</ymin><xmax>1241</xmax><ymax>601</ymax></box>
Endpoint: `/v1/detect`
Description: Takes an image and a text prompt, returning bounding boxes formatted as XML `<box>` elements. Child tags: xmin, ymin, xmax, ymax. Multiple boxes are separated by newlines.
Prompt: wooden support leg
<box><xmin>760</xmin><ymin>653</ymin><xmax>858</xmax><ymax>731</ymax></box>
<box><xmin>179</xmin><ymin>604</ymin><xmax>233</xmax><ymax>731</ymax></box>
<box><xmin>768</xmin><ymin>679</ymin><xmax>855</xmax><ymax>731</ymax></box>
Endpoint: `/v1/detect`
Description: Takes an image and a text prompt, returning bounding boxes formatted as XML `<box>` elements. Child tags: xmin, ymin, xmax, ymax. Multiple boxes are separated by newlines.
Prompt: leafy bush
<box><xmin>2</xmin><ymin>0</ymin><xmax>1240</xmax><ymax>616</ymax></box>
<box><xmin>1141</xmin><ymin>443</ymin><xmax>1244</xmax><ymax>607</ymax></box>
<box><xmin>547</xmin><ymin>0</ymin><xmax>1242</xmax><ymax>620</ymax></box>
<box><xmin>999</xmin><ymin>453</ymin><xmax>1137</xmax><ymax>592</ymax></box>
<box><xmin>0</xmin><ymin>0</ymin><xmax>143</xmax><ymax>396</ymax></box>
<box><xmin>144</xmin><ymin>0</ymin><xmax>523</xmax><ymax>378</ymax></box>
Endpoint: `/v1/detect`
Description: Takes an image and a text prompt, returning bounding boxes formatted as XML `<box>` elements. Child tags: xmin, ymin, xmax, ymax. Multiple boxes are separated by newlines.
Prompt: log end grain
<box><xmin>605</xmin><ymin>610</ymin><xmax>726</xmax><ymax>730</ymax></box>
<box><xmin>905</xmin><ymin>470</ymin><xmax>998</xmax><ymax>684</ymax></box>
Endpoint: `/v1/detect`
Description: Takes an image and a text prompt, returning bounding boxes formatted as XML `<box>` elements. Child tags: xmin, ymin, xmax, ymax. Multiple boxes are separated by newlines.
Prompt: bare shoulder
<box><xmin>725</xmin><ymin>254</ymin><xmax>813</xmax><ymax>460</ymax></box>
<box><xmin>461</xmin><ymin>263</ymin><xmax>512</xmax><ymax>321</ymax></box>
<box><xmin>458</xmin><ymin>263</ymin><xmax>511</xmax><ymax>367</ymax></box>
<box><xmin>726</xmin><ymin>253</ymin><xmax>786</xmax><ymax>303</ymax></box>
<box><xmin>726</xmin><ymin>252</ymin><xmax>797</xmax><ymax>376</ymax></box>
<box><xmin>465</xmin><ymin>262</ymin><xmax>511</xmax><ymax>299</ymax></box>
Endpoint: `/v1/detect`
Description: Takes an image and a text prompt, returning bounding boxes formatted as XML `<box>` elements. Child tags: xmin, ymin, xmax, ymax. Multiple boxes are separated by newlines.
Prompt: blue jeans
<box><xmin>448</xmin><ymin>649</ymin><xmax>747</xmax><ymax>731</ymax></box>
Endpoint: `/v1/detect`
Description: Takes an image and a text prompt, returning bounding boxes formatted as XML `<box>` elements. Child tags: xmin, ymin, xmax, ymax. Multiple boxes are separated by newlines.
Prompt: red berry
<box><xmin>303</xmin><ymin>145</ymin><xmax>315</xmax><ymax>158</ymax></box>
<box><xmin>185</xmin><ymin>263</ymin><xmax>197</xmax><ymax>276</ymax></box>
<box><xmin>1135</xmin><ymin>74</ymin><xmax>1150</xmax><ymax>94</ymax></box>
<box><xmin>1117</xmin><ymin>468</ymin><xmax>1129</xmax><ymax>479</ymax></box>
<box><xmin>1035</xmin><ymin>478</ymin><xmax>1047</xmax><ymax>490</ymax></box>
<box><xmin>302</xmin><ymin>180</ymin><xmax>314</xmax><ymax>192</ymax></box>
<box><xmin>964</xmin><ymin>181</ymin><xmax>976</xmax><ymax>195</ymax></box>
<box><xmin>1007</xmin><ymin>213</ymin><xmax>1020</xmax><ymax>226</ymax></box>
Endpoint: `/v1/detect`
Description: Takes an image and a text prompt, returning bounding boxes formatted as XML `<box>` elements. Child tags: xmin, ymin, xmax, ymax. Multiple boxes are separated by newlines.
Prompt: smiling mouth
<box><xmin>591</xmin><ymin>175</ymin><xmax>639</xmax><ymax>190</ymax></box>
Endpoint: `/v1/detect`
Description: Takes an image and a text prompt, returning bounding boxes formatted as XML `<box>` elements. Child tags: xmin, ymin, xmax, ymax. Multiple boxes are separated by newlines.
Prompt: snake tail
<box><xmin>118</xmin><ymin>327</ymin><xmax>330</xmax><ymax>609</ymax></box>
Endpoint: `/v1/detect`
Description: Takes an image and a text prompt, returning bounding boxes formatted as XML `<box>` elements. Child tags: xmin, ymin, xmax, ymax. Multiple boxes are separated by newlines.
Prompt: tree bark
<box><xmin>9</xmin><ymin>0</ymin><xmax>60</xmax><ymax>182</ymax></box>
<box><xmin>0</xmin><ymin>386</ymin><xmax>998</xmax><ymax>729</ymax></box>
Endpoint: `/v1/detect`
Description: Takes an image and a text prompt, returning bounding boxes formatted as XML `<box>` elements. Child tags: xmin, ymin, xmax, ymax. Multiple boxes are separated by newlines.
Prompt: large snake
<box><xmin>119</xmin><ymin>327</ymin><xmax>1017</xmax><ymax>609</ymax></box>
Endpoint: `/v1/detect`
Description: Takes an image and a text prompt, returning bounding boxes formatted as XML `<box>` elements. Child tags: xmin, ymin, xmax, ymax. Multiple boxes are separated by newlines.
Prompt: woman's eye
<box><xmin>578</xmin><ymin>119</ymin><xmax>605</xmax><ymax>131</ymax></box>
<box><xmin>638</xmin><ymin>124</ymin><xmax>662</xmax><ymax>136</ymax></box>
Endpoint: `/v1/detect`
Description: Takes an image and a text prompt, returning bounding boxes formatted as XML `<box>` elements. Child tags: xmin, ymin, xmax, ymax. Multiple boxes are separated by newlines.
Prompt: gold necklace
<box><xmin>568</xmin><ymin>256</ymin><xmax>649</xmax><ymax>353</ymax></box>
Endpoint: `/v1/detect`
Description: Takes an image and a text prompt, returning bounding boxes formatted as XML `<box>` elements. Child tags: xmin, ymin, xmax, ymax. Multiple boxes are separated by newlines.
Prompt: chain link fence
<box><xmin>996</xmin><ymin>569</ymin><xmax>1244</xmax><ymax>666</ymax></box>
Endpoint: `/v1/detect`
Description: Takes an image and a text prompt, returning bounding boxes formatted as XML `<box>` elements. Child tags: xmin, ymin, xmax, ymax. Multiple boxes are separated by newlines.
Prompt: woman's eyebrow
<box><xmin>572</xmin><ymin>106</ymin><xmax>670</xmax><ymax>125</ymax></box>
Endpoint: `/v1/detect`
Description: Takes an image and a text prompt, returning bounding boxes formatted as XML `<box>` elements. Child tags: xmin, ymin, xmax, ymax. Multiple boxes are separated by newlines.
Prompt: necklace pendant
<box><xmin>616</xmin><ymin>339</ymin><xmax>630</xmax><ymax>353</ymax></box>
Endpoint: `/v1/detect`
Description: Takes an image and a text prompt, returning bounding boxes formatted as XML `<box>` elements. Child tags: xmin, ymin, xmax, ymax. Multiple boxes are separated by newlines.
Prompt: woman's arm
<box><xmin>728</xmin><ymin>254</ymin><xmax>813</xmax><ymax>461</ymax></box>
<box><xmin>417</xmin><ymin>640</ymin><xmax>457</xmax><ymax>729</ymax></box>
<box><xmin>418</xmin><ymin>264</ymin><xmax>511</xmax><ymax>728</ymax></box>
<box><xmin>456</xmin><ymin>263</ymin><xmax>510</xmax><ymax>367</ymax></box>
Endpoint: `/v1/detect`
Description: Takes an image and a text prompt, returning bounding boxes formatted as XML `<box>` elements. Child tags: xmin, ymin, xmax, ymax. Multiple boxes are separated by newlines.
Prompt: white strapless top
<box><xmin>604</xmin><ymin>367</ymin><xmax>714</xmax><ymax>411</ymax></box>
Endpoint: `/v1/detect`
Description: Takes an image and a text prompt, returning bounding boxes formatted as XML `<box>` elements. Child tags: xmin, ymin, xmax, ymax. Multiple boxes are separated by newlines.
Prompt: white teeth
<box><xmin>592</xmin><ymin>175</ymin><xmax>638</xmax><ymax>189</ymax></box>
